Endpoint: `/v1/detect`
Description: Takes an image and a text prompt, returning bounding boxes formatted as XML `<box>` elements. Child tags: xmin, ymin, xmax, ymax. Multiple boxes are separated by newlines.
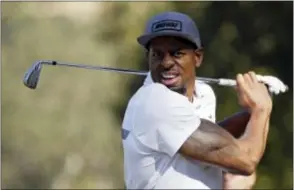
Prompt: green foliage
<box><xmin>2</xmin><ymin>2</ymin><xmax>292</xmax><ymax>189</ymax></box>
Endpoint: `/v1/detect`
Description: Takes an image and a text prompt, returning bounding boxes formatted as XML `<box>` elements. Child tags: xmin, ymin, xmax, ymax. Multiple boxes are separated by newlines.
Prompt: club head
<box><xmin>23</xmin><ymin>61</ymin><xmax>43</xmax><ymax>89</ymax></box>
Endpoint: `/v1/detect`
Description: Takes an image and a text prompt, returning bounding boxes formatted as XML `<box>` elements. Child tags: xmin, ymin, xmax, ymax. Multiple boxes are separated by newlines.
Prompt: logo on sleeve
<box><xmin>122</xmin><ymin>129</ymin><xmax>130</xmax><ymax>140</ymax></box>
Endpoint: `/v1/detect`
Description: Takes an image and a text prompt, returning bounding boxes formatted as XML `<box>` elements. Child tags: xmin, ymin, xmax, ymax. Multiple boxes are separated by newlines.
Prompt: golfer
<box><xmin>122</xmin><ymin>11</ymin><xmax>272</xmax><ymax>189</ymax></box>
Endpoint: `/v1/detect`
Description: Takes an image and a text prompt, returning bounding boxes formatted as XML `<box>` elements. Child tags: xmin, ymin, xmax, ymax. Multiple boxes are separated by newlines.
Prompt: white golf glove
<box><xmin>256</xmin><ymin>75</ymin><xmax>288</xmax><ymax>95</ymax></box>
<box><xmin>218</xmin><ymin>74</ymin><xmax>288</xmax><ymax>95</ymax></box>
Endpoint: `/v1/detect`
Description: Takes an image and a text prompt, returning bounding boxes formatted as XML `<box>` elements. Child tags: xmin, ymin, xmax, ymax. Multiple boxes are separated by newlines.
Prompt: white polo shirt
<box><xmin>122</xmin><ymin>73</ymin><xmax>223</xmax><ymax>189</ymax></box>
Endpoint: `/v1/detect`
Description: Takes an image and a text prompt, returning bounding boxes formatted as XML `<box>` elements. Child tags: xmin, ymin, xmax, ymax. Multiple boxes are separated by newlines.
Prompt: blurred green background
<box><xmin>2</xmin><ymin>2</ymin><xmax>293</xmax><ymax>189</ymax></box>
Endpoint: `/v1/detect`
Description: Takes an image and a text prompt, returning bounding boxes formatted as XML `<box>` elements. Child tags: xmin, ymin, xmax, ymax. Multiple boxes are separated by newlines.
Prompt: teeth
<box><xmin>162</xmin><ymin>73</ymin><xmax>177</xmax><ymax>79</ymax></box>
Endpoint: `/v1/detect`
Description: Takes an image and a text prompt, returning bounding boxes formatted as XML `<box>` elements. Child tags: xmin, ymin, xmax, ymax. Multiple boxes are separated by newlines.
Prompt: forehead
<box><xmin>148</xmin><ymin>36</ymin><xmax>195</xmax><ymax>50</ymax></box>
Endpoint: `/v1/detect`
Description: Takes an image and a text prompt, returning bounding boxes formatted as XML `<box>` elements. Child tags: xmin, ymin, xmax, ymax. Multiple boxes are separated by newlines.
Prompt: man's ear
<box><xmin>194</xmin><ymin>49</ymin><xmax>204</xmax><ymax>68</ymax></box>
<box><xmin>145</xmin><ymin>50</ymin><xmax>151</xmax><ymax>69</ymax></box>
<box><xmin>145</xmin><ymin>50</ymin><xmax>149</xmax><ymax>59</ymax></box>
<box><xmin>145</xmin><ymin>49</ymin><xmax>149</xmax><ymax>62</ymax></box>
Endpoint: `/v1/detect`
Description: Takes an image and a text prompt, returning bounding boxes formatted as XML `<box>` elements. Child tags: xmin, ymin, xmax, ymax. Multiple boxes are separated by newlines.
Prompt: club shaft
<box><xmin>43</xmin><ymin>60</ymin><xmax>148</xmax><ymax>76</ymax></box>
<box><xmin>41</xmin><ymin>60</ymin><xmax>221</xmax><ymax>84</ymax></box>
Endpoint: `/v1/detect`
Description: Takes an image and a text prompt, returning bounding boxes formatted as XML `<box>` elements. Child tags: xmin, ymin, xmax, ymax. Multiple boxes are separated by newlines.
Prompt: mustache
<box><xmin>158</xmin><ymin>65</ymin><xmax>181</xmax><ymax>73</ymax></box>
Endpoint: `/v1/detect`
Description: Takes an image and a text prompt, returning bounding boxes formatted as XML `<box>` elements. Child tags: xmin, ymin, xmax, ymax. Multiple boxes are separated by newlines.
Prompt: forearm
<box><xmin>218</xmin><ymin>110</ymin><xmax>250</xmax><ymax>138</ymax></box>
<box><xmin>223</xmin><ymin>171</ymin><xmax>257</xmax><ymax>190</ymax></box>
<box><xmin>262</xmin><ymin>117</ymin><xmax>270</xmax><ymax>153</ymax></box>
<box><xmin>238</xmin><ymin>109</ymin><xmax>271</xmax><ymax>163</ymax></box>
<box><xmin>221</xmin><ymin>112</ymin><xmax>269</xmax><ymax>190</ymax></box>
<box><xmin>260</xmin><ymin>93</ymin><xmax>272</xmax><ymax>153</ymax></box>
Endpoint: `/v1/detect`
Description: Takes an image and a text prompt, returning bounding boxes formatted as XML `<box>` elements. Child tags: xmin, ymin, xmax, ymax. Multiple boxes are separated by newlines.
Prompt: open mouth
<box><xmin>160</xmin><ymin>72</ymin><xmax>180</xmax><ymax>86</ymax></box>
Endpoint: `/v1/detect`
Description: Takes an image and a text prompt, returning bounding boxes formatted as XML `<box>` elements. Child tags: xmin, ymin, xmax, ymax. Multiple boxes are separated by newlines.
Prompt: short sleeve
<box><xmin>133</xmin><ymin>83</ymin><xmax>201</xmax><ymax>157</ymax></box>
<box><xmin>157</xmin><ymin>99</ymin><xmax>201</xmax><ymax>157</ymax></box>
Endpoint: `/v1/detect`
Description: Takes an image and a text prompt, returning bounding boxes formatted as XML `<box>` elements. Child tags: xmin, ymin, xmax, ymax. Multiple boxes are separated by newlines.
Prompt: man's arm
<box><xmin>218</xmin><ymin>111</ymin><xmax>265</xmax><ymax>190</ymax></box>
<box><xmin>223</xmin><ymin>171</ymin><xmax>257</xmax><ymax>190</ymax></box>
<box><xmin>217</xmin><ymin>110</ymin><xmax>270</xmax><ymax>190</ymax></box>
<box><xmin>179</xmin><ymin>72</ymin><xmax>272</xmax><ymax>176</ymax></box>
<box><xmin>218</xmin><ymin>112</ymin><xmax>270</xmax><ymax>154</ymax></box>
<box><xmin>179</xmin><ymin>106</ymin><xmax>270</xmax><ymax>176</ymax></box>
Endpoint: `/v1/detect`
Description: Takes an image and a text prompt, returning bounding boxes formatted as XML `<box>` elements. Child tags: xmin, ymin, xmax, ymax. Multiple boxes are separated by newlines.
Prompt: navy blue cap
<box><xmin>137</xmin><ymin>11</ymin><xmax>202</xmax><ymax>49</ymax></box>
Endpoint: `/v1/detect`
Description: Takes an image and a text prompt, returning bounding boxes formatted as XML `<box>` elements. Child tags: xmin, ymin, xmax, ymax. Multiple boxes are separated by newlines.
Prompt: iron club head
<box><xmin>23</xmin><ymin>61</ymin><xmax>43</xmax><ymax>89</ymax></box>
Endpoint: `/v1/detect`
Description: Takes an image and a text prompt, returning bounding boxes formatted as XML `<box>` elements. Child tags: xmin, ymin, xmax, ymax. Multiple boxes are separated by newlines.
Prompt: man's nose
<box><xmin>161</xmin><ymin>53</ymin><xmax>175</xmax><ymax>68</ymax></box>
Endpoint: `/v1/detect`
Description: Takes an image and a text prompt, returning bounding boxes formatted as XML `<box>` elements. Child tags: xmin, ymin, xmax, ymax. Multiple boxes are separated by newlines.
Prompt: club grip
<box><xmin>218</xmin><ymin>79</ymin><xmax>237</xmax><ymax>86</ymax></box>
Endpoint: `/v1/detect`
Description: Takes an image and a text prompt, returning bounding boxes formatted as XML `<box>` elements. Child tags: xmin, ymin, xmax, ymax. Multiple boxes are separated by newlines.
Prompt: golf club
<box><xmin>23</xmin><ymin>60</ymin><xmax>289</xmax><ymax>93</ymax></box>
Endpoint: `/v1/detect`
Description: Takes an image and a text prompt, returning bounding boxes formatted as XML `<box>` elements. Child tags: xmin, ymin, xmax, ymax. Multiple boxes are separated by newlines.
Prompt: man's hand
<box><xmin>223</xmin><ymin>171</ymin><xmax>257</xmax><ymax>190</ymax></box>
<box><xmin>236</xmin><ymin>72</ymin><xmax>272</xmax><ymax>113</ymax></box>
<box><xmin>257</xmin><ymin>75</ymin><xmax>288</xmax><ymax>95</ymax></box>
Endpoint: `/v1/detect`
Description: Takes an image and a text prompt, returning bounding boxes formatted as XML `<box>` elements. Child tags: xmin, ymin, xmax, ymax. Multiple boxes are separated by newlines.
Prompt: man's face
<box><xmin>148</xmin><ymin>36</ymin><xmax>203</xmax><ymax>92</ymax></box>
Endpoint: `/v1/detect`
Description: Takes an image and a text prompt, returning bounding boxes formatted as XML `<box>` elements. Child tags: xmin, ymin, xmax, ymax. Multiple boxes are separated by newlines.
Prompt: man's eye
<box><xmin>172</xmin><ymin>51</ymin><xmax>184</xmax><ymax>58</ymax></box>
<box><xmin>152</xmin><ymin>52</ymin><xmax>161</xmax><ymax>58</ymax></box>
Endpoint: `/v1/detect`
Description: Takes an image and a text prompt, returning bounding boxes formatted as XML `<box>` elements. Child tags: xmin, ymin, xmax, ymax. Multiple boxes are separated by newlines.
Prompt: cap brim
<box><xmin>137</xmin><ymin>31</ymin><xmax>197</xmax><ymax>48</ymax></box>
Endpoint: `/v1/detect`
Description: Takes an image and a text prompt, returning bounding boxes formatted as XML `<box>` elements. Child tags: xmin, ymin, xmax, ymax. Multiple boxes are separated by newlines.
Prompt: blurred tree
<box><xmin>2</xmin><ymin>2</ymin><xmax>128</xmax><ymax>189</ymax></box>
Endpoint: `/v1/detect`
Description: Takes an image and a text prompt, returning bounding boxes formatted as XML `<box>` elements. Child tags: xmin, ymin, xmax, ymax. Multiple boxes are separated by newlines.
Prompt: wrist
<box><xmin>250</xmin><ymin>106</ymin><xmax>272</xmax><ymax>115</ymax></box>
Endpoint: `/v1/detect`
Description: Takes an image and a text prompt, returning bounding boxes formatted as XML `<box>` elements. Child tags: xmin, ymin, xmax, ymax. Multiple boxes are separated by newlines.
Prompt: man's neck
<box><xmin>186</xmin><ymin>91</ymin><xmax>194</xmax><ymax>102</ymax></box>
<box><xmin>170</xmin><ymin>87</ymin><xmax>195</xmax><ymax>102</ymax></box>
<box><xmin>185</xmin><ymin>79</ymin><xmax>196</xmax><ymax>103</ymax></box>
<box><xmin>169</xmin><ymin>78</ymin><xmax>196</xmax><ymax>102</ymax></box>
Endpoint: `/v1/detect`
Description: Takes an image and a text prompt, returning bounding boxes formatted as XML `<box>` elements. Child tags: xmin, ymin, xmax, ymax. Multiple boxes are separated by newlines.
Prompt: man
<box><xmin>143</xmin><ymin>73</ymin><xmax>257</xmax><ymax>190</ymax></box>
<box><xmin>122</xmin><ymin>11</ymin><xmax>272</xmax><ymax>189</ymax></box>
<box><xmin>143</xmin><ymin>72</ymin><xmax>257</xmax><ymax>190</ymax></box>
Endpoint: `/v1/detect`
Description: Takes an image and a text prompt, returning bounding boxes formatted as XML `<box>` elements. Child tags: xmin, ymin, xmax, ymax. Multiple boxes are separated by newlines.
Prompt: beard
<box><xmin>168</xmin><ymin>85</ymin><xmax>187</xmax><ymax>95</ymax></box>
